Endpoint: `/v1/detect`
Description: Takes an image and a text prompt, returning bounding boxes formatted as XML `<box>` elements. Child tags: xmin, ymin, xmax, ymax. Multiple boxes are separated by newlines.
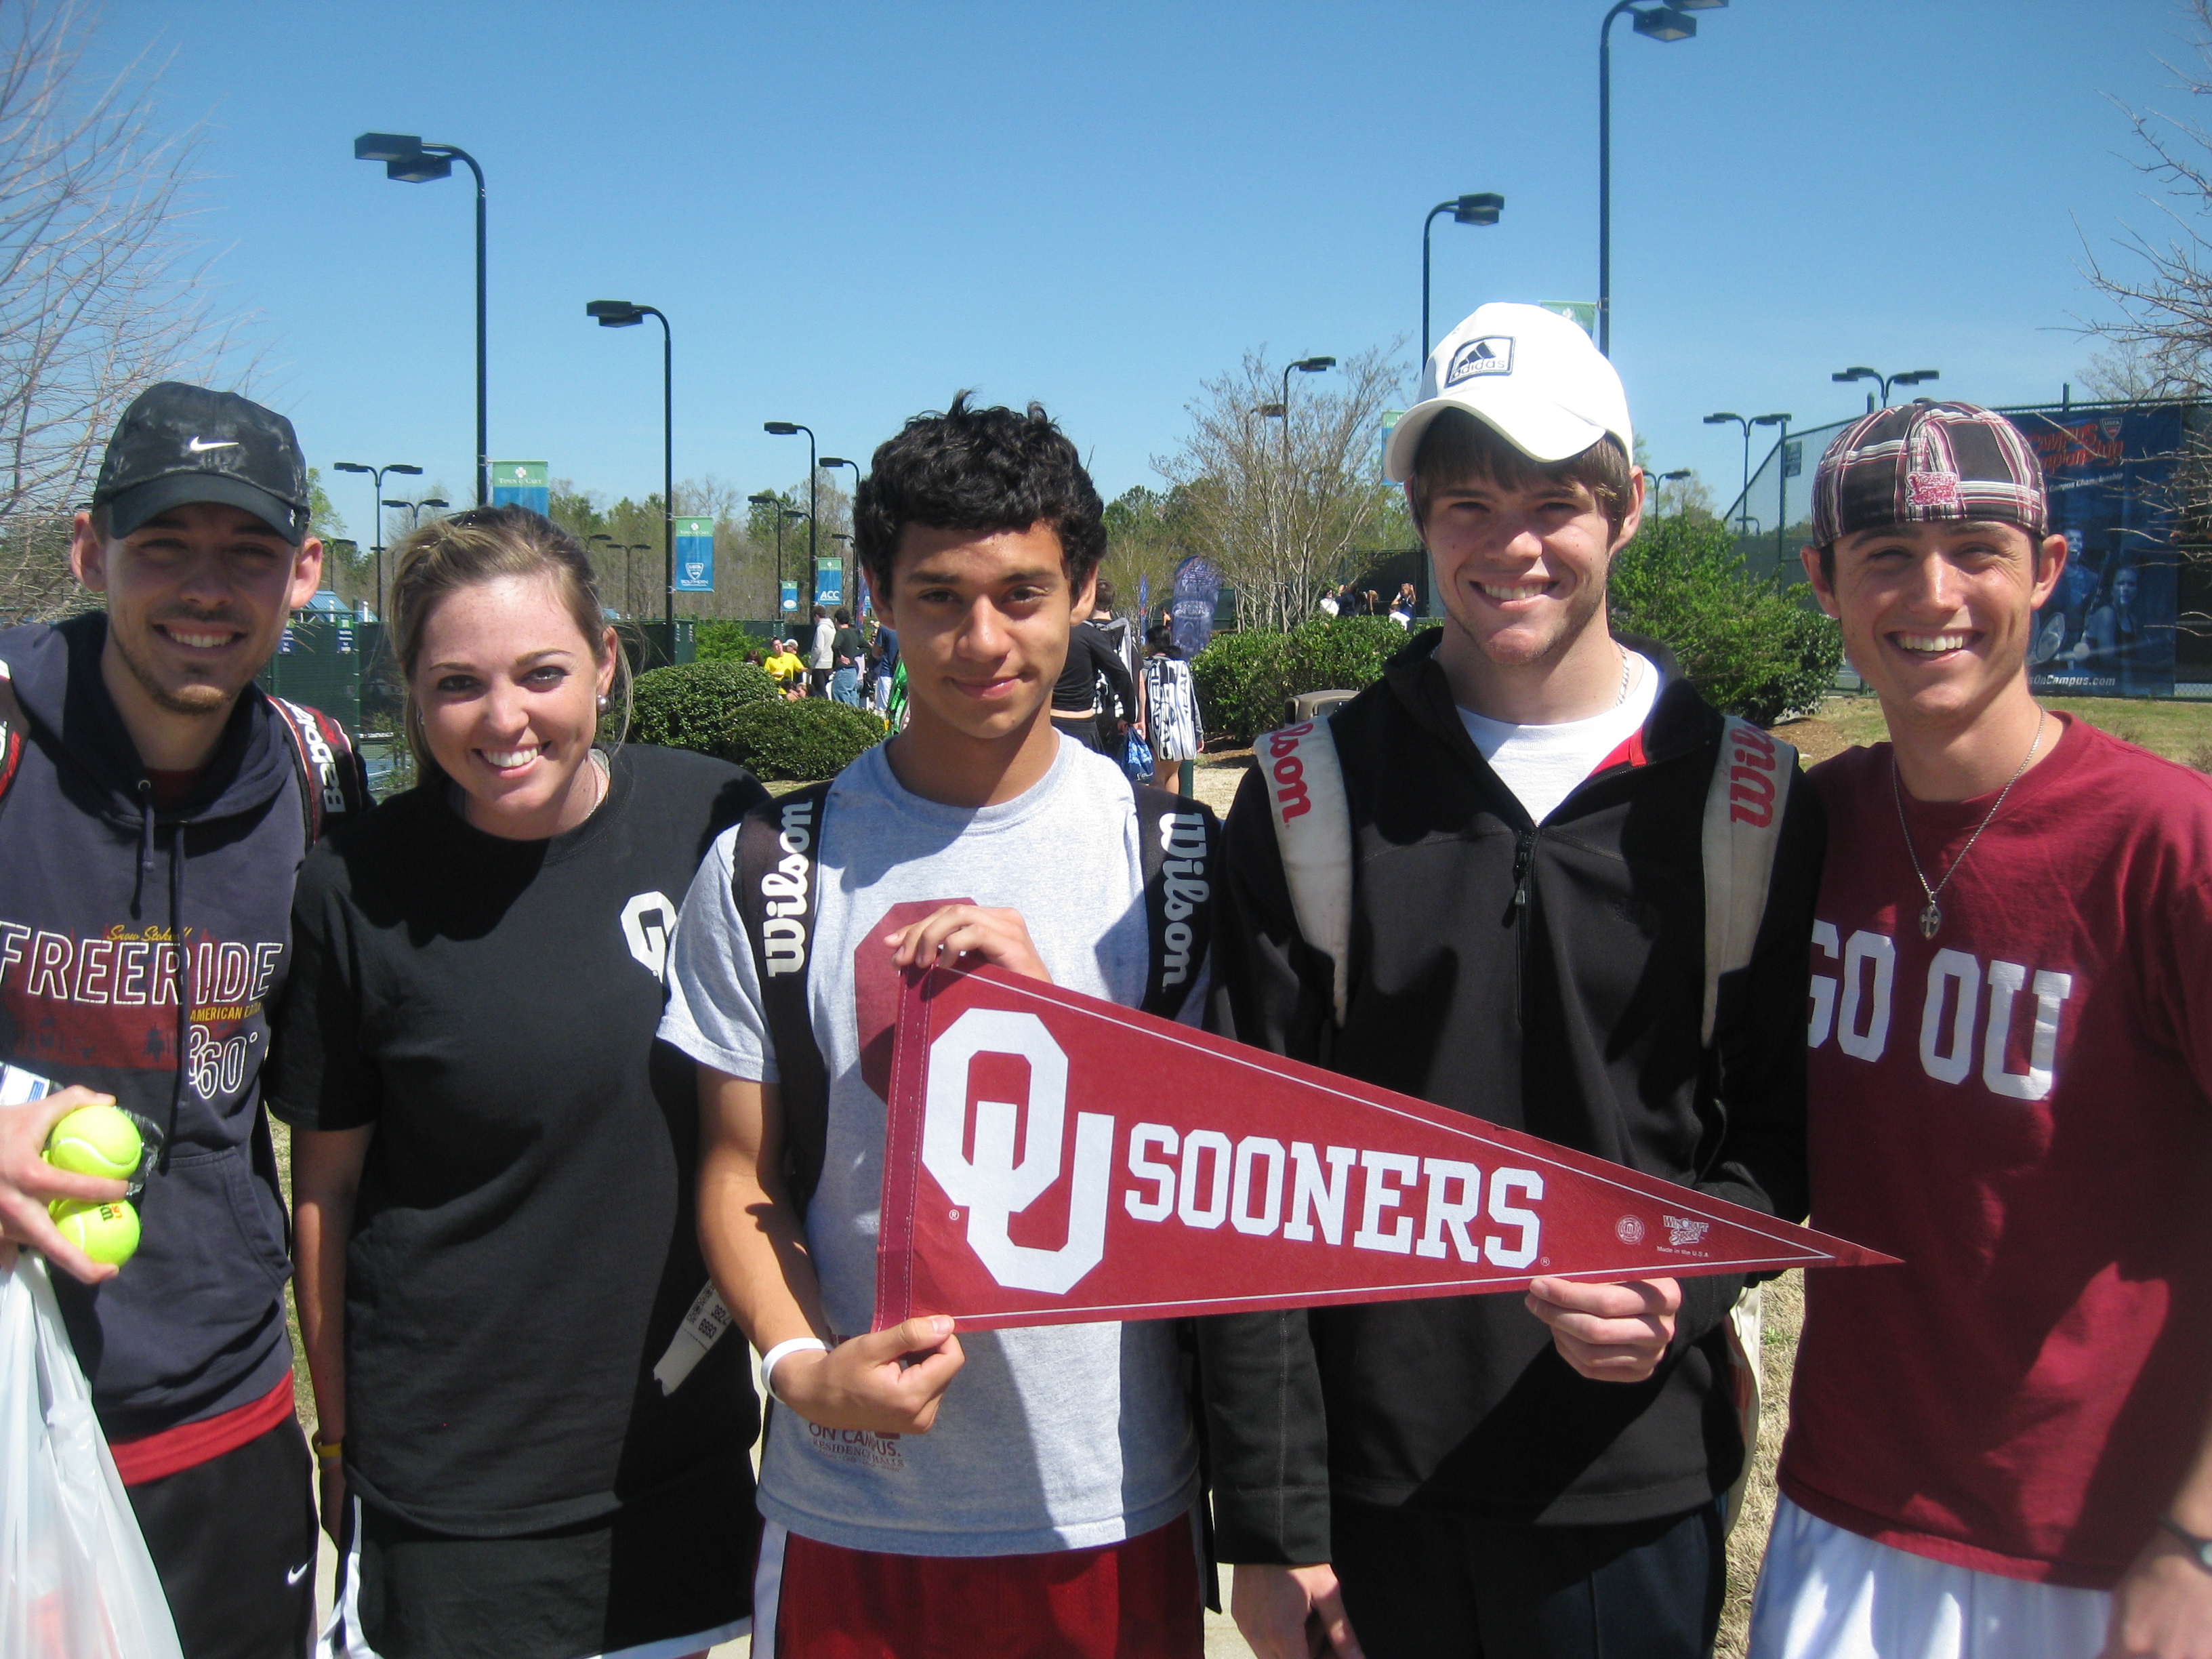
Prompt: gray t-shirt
<box><xmin>659</xmin><ymin>737</ymin><xmax>1202</xmax><ymax>1555</ymax></box>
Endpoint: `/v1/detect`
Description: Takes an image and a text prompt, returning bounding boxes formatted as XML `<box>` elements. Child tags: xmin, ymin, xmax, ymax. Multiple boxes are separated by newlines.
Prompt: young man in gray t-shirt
<box><xmin>661</xmin><ymin>396</ymin><xmax>1208</xmax><ymax>1658</ymax></box>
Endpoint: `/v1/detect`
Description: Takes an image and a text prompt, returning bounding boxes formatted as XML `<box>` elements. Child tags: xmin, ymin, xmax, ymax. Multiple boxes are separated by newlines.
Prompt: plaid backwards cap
<box><xmin>1809</xmin><ymin>401</ymin><xmax>2046</xmax><ymax>546</ymax></box>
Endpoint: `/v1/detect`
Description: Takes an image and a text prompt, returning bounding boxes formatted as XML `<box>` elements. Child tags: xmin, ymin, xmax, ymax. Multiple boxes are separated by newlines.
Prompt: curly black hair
<box><xmin>853</xmin><ymin>392</ymin><xmax>1105</xmax><ymax>602</ymax></box>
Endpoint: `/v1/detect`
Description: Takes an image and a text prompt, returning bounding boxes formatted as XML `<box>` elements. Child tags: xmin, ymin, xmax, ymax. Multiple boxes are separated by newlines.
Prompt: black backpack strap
<box><xmin>1129</xmin><ymin>777</ymin><xmax>1220</xmax><ymax>1018</ymax></box>
<box><xmin>267</xmin><ymin>696</ymin><xmax>373</xmax><ymax>848</ymax></box>
<box><xmin>735</xmin><ymin>781</ymin><xmax>835</xmax><ymax>1215</ymax></box>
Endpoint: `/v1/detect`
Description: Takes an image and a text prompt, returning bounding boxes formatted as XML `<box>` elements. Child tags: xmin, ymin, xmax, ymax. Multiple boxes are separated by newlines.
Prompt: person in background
<box><xmin>1318</xmin><ymin>587</ymin><xmax>1341</xmax><ymax>618</ymax></box>
<box><xmin>277</xmin><ymin>506</ymin><xmax>767</xmax><ymax>1659</ymax></box>
<box><xmin>1389</xmin><ymin>581</ymin><xmax>1419</xmax><ymax>627</ymax></box>
<box><xmin>763</xmin><ymin>638</ymin><xmax>806</xmax><ymax>699</ymax></box>
<box><xmin>830</xmin><ymin>607</ymin><xmax>866</xmax><ymax>708</ymax></box>
<box><xmin>1050</xmin><ymin>589</ymin><xmax>1136</xmax><ymax>753</ymax></box>
<box><xmin>808</xmin><ymin>604</ymin><xmax>835</xmax><ymax>697</ymax></box>
<box><xmin>0</xmin><ymin>382</ymin><xmax>368</xmax><ymax>1659</ymax></box>
<box><xmin>1750</xmin><ymin>401</ymin><xmax>2212</xmax><ymax>1659</ymax></box>
<box><xmin>868</xmin><ymin>619</ymin><xmax>899</xmax><ymax>714</ymax></box>
<box><xmin>1143</xmin><ymin>623</ymin><xmax>1203</xmax><ymax>792</ymax></box>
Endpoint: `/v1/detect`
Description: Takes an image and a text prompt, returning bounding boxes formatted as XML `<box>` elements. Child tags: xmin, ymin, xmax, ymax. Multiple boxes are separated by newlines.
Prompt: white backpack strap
<box><xmin>1257</xmin><ymin>720</ymin><xmax>1354</xmax><ymax>1025</ymax></box>
<box><xmin>1700</xmin><ymin>716</ymin><xmax>1797</xmax><ymax>1046</ymax></box>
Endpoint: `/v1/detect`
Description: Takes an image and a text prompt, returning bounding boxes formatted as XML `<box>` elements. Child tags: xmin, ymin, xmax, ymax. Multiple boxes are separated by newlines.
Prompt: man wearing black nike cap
<box><xmin>0</xmin><ymin>382</ymin><xmax>367</xmax><ymax>1657</ymax></box>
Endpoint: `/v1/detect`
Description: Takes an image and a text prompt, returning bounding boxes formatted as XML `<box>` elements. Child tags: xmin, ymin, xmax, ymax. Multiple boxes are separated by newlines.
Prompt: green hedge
<box><xmin>722</xmin><ymin>698</ymin><xmax>886</xmax><ymax>780</ymax></box>
<box><xmin>695</xmin><ymin>620</ymin><xmax>764</xmax><ymax>663</ymax></box>
<box><xmin>1607</xmin><ymin>516</ymin><xmax>1843</xmax><ymax>724</ymax></box>
<box><xmin>1192</xmin><ymin>617</ymin><xmax>1422</xmax><ymax>743</ymax></box>
<box><xmin>628</xmin><ymin>661</ymin><xmax>782</xmax><ymax>754</ymax></box>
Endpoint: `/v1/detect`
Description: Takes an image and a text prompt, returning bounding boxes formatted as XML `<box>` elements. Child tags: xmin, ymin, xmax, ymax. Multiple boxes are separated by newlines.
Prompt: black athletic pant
<box><xmin>128</xmin><ymin>1416</ymin><xmax>319</xmax><ymax>1659</ymax></box>
<box><xmin>1331</xmin><ymin>1496</ymin><xmax>1725</xmax><ymax>1659</ymax></box>
<box><xmin>1050</xmin><ymin>715</ymin><xmax>1103</xmax><ymax>752</ymax></box>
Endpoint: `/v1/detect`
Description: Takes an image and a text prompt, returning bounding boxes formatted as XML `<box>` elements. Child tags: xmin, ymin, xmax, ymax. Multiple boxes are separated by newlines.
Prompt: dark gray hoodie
<box><xmin>0</xmin><ymin>613</ymin><xmax>348</xmax><ymax>1441</ymax></box>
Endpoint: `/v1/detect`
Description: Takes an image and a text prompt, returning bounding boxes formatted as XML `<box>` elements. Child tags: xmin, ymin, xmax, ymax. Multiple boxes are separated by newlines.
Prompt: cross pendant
<box><xmin>1919</xmin><ymin>901</ymin><xmax>1942</xmax><ymax>940</ymax></box>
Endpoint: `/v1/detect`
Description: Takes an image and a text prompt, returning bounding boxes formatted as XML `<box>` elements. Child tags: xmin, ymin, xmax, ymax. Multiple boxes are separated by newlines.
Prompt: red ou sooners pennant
<box><xmin>873</xmin><ymin>964</ymin><xmax>1893</xmax><ymax>1332</ymax></box>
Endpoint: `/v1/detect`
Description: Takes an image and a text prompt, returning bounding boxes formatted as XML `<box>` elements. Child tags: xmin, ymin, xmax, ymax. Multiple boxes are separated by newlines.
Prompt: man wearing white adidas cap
<box><xmin>1199</xmin><ymin>302</ymin><xmax>1824</xmax><ymax>1658</ymax></box>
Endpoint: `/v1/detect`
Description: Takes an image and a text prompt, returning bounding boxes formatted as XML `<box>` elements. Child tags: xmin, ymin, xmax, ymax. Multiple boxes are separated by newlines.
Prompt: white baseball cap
<box><xmin>1383</xmin><ymin>302</ymin><xmax>1634</xmax><ymax>483</ymax></box>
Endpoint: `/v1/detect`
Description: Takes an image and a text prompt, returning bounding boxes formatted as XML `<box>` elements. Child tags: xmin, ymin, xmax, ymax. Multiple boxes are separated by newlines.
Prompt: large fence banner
<box><xmin>674</xmin><ymin>516</ymin><xmax>715</xmax><ymax>592</ymax></box>
<box><xmin>1170</xmin><ymin>556</ymin><xmax>1221</xmax><ymax>658</ymax></box>
<box><xmin>2013</xmin><ymin>404</ymin><xmax>2184</xmax><ymax>698</ymax></box>
<box><xmin>871</xmin><ymin>959</ymin><xmax>1889</xmax><ymax>1332</ymax></box>
<box><xmin>490</xmin><ymin>460</ymin><xmax>550</xmax><ymax>516</ymax></box>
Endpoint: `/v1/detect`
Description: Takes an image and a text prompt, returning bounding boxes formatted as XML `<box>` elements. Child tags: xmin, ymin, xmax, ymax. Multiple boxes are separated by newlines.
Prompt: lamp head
<box><xmin>1630</xmin><ymin>6</ymin><xmax>1697</xmax><ymax>42</ymax></box>
<box><xmin>1832</xmin><ymin>367</ymin><xmax>1877</xmax><ymax>384</ymax></box>
<box><xmin>333</xmin><ymin>462</ymin><xmax>370</xmax><ymax>475</ymax></box>
<box><xmin>354</xmin><ymin>132</ymin><xmax>423</xmax><ymax>163</ymax></box>
<box><xmin>747</xmin><ymin>492</ymin><xmax>776</xmax><ymax>506</ymax></box>
<box><xmin>819</xmin><ymin>456</ymin><xmax>852</xmax><ymax>468</ymax></box>
<box><xmin>764</xmin><ymin>422</ymin><xmax>800</xmax><ymax>436</ymax></box>
<box><xmin>587</xmin><ymin>300</ymin><xmax>645</xmax><ymax>327</ymax></box>
<box><xmin>422</xmin><ymin>499</ymin><xmax>448</xmax><ymax>510</ymax></box>
<box><xmin>783</xmin><ymin>508</ymin><xmax>808</xmax><ymax>523</ymax></box>
<box><xmin>386</xmin><ymin>154</ymin><xmax>451</xmax><ymax>184</ymax></box>
<box><xmin>590</xmin><ymin>533</ymin><xmax>614</xmax><ymax>544</ymax></box>
<box><xmin>1660</xmin><ymin>469</ymin><xmax>1693</xmax><ymax>482</ymax></box>
<box><xmin>1674</xmin><ymin>0</ymin><xmax>1727</xmax><ymax>9</ymax></box>
<box><xmin>1895</xmin><ymin>369</ymin><xmax>1940</xmax><ymax>386</ymax></box>
<box><xmin>1703</xmin><ymin>412</ymin><xmax>1741</xmax><ymax>426</ymax></box>
<box><xmin>1256</xmin><ymin>403</ymin><xmax>1287</xmax><ymax>419</ymax></box>
<box><xmin>1293</xmin><ymin>357</ymin><xmax>1336</xmax><ymax>373</ymax></box>
<box><xmin>390</xmin><ymin>464</ymin><xmax>423</xmax><ymax>476</ymax></box>
<box><xmin>1453</xmin><ymin>192</ymin><xmax>1504</xmax><ymax>226</ymax></box>
<box><xmin>381</xmin><ymin>499</ymin><xmax>409</xmax><ymax>509</ymax></box>
<box><xmin>1753</xmin><ymin>413</ymin><xmax>1792</xmax><ymax>427</ymax></box>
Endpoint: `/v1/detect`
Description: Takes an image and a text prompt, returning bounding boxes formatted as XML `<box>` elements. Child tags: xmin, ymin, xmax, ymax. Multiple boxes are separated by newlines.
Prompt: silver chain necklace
<box><xmin>1890</xmin><ymin>710</ymin><xmax>2045</xmax><ymax>941</ymax></box>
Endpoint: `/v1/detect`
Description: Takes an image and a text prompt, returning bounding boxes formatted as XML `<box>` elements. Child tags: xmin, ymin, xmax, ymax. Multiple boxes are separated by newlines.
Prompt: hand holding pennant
<box><xmin>872</xmin><ymin>963</ymin><xmax>1893</xmax><ymax>1333</ymax></box>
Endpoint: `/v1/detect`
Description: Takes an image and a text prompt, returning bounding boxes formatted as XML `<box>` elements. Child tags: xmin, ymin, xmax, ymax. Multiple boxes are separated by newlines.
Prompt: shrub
<box><xmin>695</xmin><ymin>620</ymin><xmax>765</xmax><ymax>663</ymax></box>
<box><xmin>722</xmin><ymin>697</ymin><xmax>886</xmax><ymax>781</ymax></box>
<box><xmin>1607</xmin><ymin>514</ymin><xmax>1843</xmax><ymax>725</ymax></box>
<box><xmin>1192</xmin><ymin>616</ymin><xmax>1431</xmax><ymax>743</ymax></box>
<box><xmin>628</xmin><ymin>660</ymin><xmax>782</xmax><ymax>756</ymax></box>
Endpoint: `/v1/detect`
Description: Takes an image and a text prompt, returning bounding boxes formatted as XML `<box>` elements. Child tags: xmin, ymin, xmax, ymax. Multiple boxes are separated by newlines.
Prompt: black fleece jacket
<box><xmin>1197</xmin><ymin>629</ymin><xmax>1824</xmax><ymax>1556</ymax></box>
<box><xmin>0</xmin><ymin>615</ymin><xmax>342</xmax><ymax>1439</ymax></box>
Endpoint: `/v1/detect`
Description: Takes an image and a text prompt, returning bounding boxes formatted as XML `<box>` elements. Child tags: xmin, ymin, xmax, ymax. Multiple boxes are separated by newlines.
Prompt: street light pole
<box><xmin>1753</xmin><ymin>411</ymin><xmax>1792</xmax><ymax>572</ymax></box>
<box><xmin>1832</xmin><ymin>365</ymin><xmax>1940</xmax><ymax>410</ymax></box>
<box><xmin>1597</xmin><ymin>4</ymin><xmax>1714</xmax><ymax>357</ymax></box>
<box><xmin>1703</xmin><ymin>413</ymin><xmax>1753</xmax><ymax>533</ymax></box>
<box><xmin>352</xmin><ymin>135</ymin><xmax>488</xmax><ymax>505</ymax></box>
<box><xmin>1422</xmin><ymin>193</ymin><xmax>1504</xmax><ymax>363</ymax></box>
<box><xmin>765</xmin><ymin>423</ymin><xmax>817</xmax><ymax>615</ymax></box>
<box><xmin>332</xmin><ymin>460</ymin><xmax>422</xmax><ymax>621</ymax></box>
<box><xmin>820</xmin><ymin>455</ymin><xmax>862</xmax><ymax>605</ymax></box>
<box><xmin>586</xmin><ymin>301</ymin><xmax>675</xmax><ymax>647</ymax></box>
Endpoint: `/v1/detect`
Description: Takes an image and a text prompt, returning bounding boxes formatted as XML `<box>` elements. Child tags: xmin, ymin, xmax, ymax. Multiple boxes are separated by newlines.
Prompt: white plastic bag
<box><xmin>0</xmin><ymin>1249</ymin><xmax>184</xmax><ymax>1659</ymax></box>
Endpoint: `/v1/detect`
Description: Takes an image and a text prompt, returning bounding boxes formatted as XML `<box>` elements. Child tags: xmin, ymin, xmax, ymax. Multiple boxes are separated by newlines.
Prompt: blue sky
<box><xmin>92</xmin><ymin>0</ymin><xmax>2202</xmax><ymax>535</ymax></box>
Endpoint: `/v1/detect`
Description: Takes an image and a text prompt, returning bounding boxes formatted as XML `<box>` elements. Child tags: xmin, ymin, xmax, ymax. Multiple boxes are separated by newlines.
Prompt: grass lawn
<box><xmin>1787</xmin><ymin>691</ymin><xmax>2212</xmax><ymax>771</ymax></box>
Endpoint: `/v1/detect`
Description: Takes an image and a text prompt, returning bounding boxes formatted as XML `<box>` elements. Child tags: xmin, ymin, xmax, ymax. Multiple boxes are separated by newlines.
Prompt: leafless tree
<box><xmin>0</xmin><ymin>1</ymin><xmax>247</xmax><ymax>619</ymax></box>
<box><xmin>1153</xmin><ymin>346</ymin><xmax>1408</xmax><ymax>634</ymax></box>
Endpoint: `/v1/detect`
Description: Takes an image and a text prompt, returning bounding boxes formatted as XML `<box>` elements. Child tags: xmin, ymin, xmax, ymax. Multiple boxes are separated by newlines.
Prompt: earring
<box><xmin>596</xmin><ymin>693</ymin><xmax>609</xmax><ymax>711</ymax></box>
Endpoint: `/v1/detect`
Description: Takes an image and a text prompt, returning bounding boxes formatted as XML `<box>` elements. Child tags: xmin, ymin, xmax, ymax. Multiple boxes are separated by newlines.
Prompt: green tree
<box><xmin>1608</xmin><ymin>508</ymin><xmax>1842</xmax><ymax>724</ymax></box>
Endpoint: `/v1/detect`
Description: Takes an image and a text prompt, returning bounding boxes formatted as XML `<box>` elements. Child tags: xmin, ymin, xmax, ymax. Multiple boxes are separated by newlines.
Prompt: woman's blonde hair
<box><xmin>388</xmin><ymin>504</ymin><xmax>631</xmax><ymax>781</ymax></box>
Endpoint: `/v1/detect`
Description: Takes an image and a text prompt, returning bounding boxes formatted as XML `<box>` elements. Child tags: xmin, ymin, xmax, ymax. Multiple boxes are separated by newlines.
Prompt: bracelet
<box><xmin>2160</xmin><ymin>1517</ymin><xmax>2212</xmax><ymax>1574</ymax></box>
<box><xmin>310</xmin><ymin>1431</ymin><xmax>342</xmax><ymax>1463</ymax></box>
<box><xmin>759</xmin><ymin>1337</ymin><xmax>830</xmax><ymax>1406</ymax></box>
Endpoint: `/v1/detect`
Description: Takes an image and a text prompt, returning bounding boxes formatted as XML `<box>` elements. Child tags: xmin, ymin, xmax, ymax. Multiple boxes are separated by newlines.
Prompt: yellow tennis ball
<box><xmin>44</xmin><ymin>1104</ymin><xmax>142</xmax><ymax>1181</ymax></box>
<box><xmin>47</xmin><ymin>1198</ymin><xmax>140</xmax><ymax>1267</ymax></box>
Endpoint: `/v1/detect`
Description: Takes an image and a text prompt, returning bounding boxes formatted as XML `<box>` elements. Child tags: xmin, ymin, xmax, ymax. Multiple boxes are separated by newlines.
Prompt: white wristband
<box><xmin>759</xmin><ymin>1337</ymin><xmax>830</xmax><ymax>1405</ymax></box>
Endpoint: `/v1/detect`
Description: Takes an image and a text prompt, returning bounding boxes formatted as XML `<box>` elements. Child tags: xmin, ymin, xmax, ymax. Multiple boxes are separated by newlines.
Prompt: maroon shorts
<box><xmin>754</xmin><ymin>1511</ymin><xmax>1204</xmax><ymax>1658</ymax></box>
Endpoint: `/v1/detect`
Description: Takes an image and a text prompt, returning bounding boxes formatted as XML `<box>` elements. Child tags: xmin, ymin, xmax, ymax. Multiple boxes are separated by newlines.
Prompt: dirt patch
<box><xmin>1767</xmin><ymin>716</ymin><xmax>1855</xmax><ymax>768</ymax></box>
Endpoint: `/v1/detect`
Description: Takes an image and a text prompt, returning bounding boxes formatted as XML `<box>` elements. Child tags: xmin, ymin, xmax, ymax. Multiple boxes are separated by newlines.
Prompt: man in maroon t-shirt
<box><xmin>1750</xmin><ymin>401</ymin><xmax>2212</xmax><ymax>1659</ymax></box>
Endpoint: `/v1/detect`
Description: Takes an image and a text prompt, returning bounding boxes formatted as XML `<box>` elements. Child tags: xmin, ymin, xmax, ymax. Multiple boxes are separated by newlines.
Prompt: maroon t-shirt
<box><xmin>1779</xmin><ymin>715</ymin><xmax>2212</xmax><ymax>1589</ymax></box>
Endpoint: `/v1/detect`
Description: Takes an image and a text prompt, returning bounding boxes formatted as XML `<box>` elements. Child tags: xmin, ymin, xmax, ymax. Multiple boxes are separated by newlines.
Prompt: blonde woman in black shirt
<box><xmin>272</xmin><ymin>507</ymin><xmax>767</xmax><ymax>1659</ymax></box>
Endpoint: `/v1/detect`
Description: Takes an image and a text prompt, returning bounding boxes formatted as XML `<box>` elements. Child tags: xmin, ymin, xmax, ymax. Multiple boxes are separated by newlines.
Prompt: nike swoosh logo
<box><xmin>185</xmin><ymin>438</ymin><xmax>239</xmax><ymax>453</ymax></box>
<box><xmin>285</xmin><ymin>1560</ymin><xmax>312</xmax><ymax>1585</ymax></box>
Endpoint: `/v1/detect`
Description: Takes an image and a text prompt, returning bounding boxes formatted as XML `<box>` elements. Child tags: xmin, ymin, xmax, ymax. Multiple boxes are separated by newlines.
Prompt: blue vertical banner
<box><xmin>1170</xmin><ymin>556</ymin><xmax>1221</xmax><ymax>658</ymax></box>
<box><xmin>779</xmin><ymin>579</ymin><xmax>798</xmax><ymax>616</ymax></box>
<box><xmin>673</xmin><ymin>516</ymin><xmax>715</xmax><ymax>592</ymax></box>
<box><xmin>490</xmin><ymin>460</ymin><xmax>550</xmax><ymax>515</ymax></box>
<box><xmin>2020</xmin><ymin>404</ymin><xmax>2183</xmax><ymax>697</ymax></box>
<box><xmin>816</xmin><ymin>558</ymin><xmax>844</xmax><ymax>607</ymax></box>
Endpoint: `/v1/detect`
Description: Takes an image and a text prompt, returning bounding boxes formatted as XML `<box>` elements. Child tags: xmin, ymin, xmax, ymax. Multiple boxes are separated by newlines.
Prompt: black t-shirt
<box><xmin>832</xmin><ymin>624</ymin><xmax>865</xmax><ymax>665</ymax></box>
<box><xmin>266</xmin><ymin>744</ymin><xmax>769</xmax><ymax>1536</ymax></box>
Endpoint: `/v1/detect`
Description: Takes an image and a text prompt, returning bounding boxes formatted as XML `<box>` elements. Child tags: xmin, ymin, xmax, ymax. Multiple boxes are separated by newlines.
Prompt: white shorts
<box><xmin>1749</xmin><ymin>1496</ymin><xmax>2111</xmax><ymax>1659</ymax></box>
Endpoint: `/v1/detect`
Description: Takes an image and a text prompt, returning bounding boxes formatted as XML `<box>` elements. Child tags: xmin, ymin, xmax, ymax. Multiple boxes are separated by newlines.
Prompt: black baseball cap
<box><xmin>91</xmin><ymin>382</ymin><xmax>312</xmax><ymax>546</ymax></box>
